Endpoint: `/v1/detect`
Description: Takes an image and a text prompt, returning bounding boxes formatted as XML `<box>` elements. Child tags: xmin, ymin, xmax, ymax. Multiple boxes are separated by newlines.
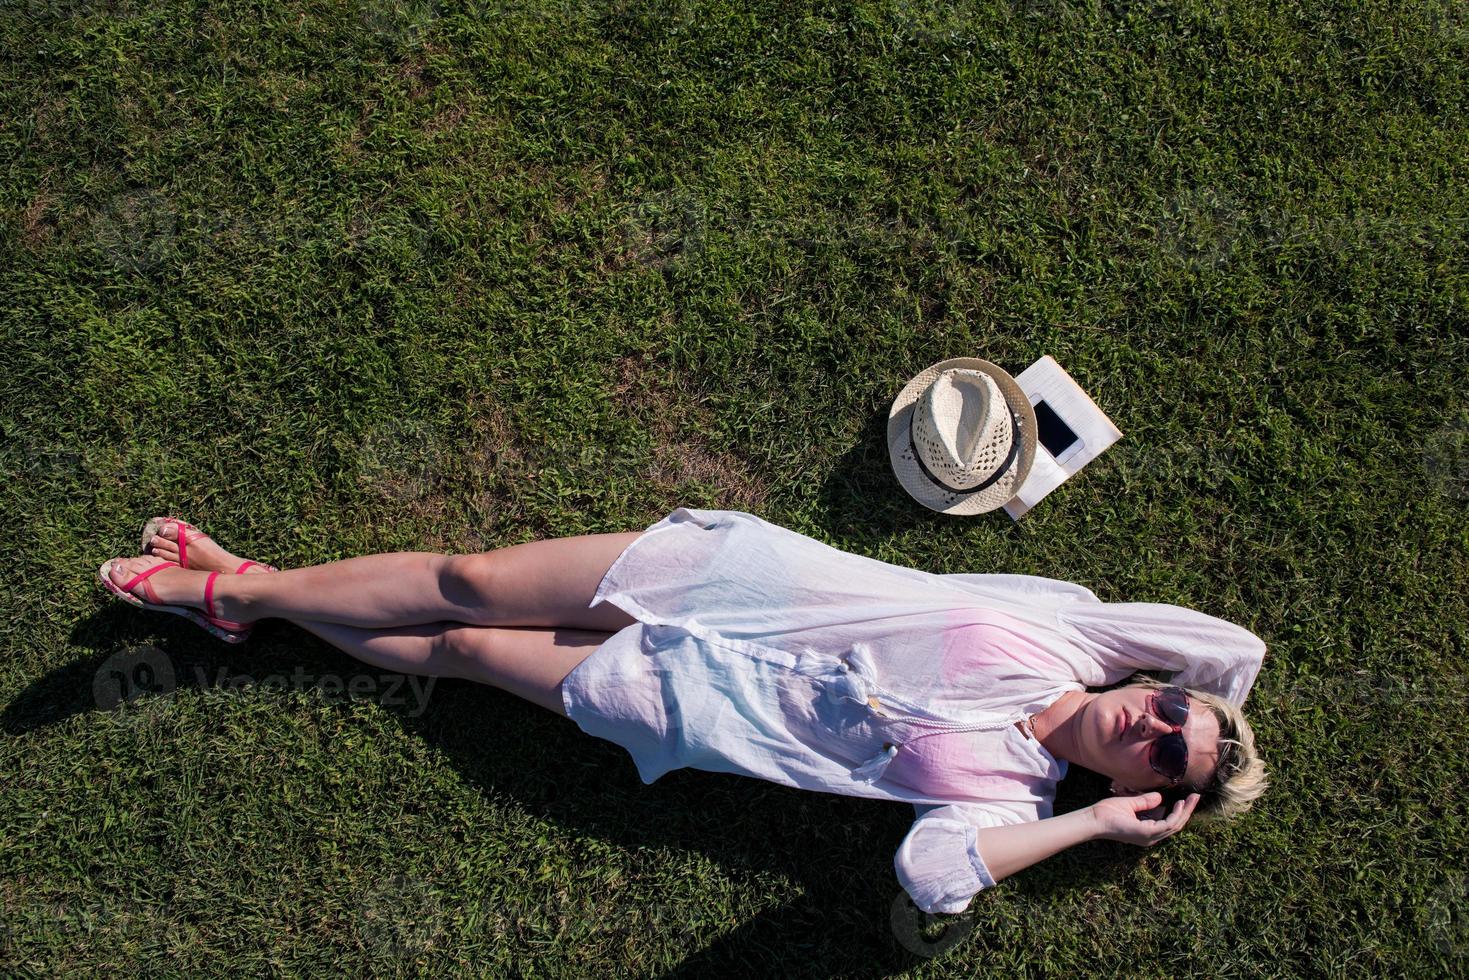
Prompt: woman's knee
<box><xmin>426</xmin><ymin>622</ymin><xmax>481</xmax><ymax>678</ymax></box>
<box><xmin>435</xmin><ymin>624</ymin><xmax>547</xmax><ymax>712</ymax></box>
<box><xmin>432</xmin><ymin>623</ymin><xmax>604</xmax><ymax>716</ymax></box>
<box><xmin>436</xmin><ymin>552</ymin><xmax>510</xmax><ymax>623</ymax></box>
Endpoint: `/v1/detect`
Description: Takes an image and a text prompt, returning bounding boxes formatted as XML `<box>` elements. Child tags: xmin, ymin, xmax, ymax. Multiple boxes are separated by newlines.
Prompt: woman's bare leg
<box><xmin>108</xmin><ymin>528</ymin><xmax>646</xmax><ymax>631</ymax></box>
<box><xmin>137</xmin><ymin>523</ymin><xmax>615</xmax><ymax>715</ymax></box>
<box><xmin>285</xmin><ymin>618</ymin><xmax>611</xmax><ymax>716</ymax></box>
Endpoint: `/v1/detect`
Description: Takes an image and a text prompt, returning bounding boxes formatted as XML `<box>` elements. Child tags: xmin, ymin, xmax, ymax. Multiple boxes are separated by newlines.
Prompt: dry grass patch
<box><xmin>21</xmin><ymin>183</ymin><xmax>57</xmax><ymax>249</ymax></box>
<box><xmin>608</xmin><ymin>352</ymin><xmax>769</xmax><ymax>512</ymax></box>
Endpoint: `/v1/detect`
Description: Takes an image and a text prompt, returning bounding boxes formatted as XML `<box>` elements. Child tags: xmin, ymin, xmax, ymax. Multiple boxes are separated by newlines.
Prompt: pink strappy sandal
<box><xmin>98</xmin><ymin>557</ymin><xmax>257</xmax><ymax>644</ymax></box>
<box><xmin>139</xmin><ymin>516</ymin><xmax>279</xmax><ymax>574</ymax></box>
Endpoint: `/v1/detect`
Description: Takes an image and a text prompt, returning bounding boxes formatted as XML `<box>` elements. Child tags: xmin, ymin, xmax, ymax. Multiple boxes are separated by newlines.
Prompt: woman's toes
<box><xmin>146</xmin><ymin>519</ymin><xmax>272</xmax><ymax>575</ymax></box>
<box><xmin>107</xmin><ymin>555</ymin><xmax>196</xmax><ymax>606</ymax></box>
<box><xmin>110</xmin><ymin>556</ymin><xmax>149</xmax><ymax>585</ymax></box>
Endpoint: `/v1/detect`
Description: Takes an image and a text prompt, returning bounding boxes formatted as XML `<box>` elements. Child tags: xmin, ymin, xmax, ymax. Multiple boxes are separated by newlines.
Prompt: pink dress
<box><xmin>561</xmin><ymin>508</ymin><xmax>1267</xmax><ymax>913</ymax></box>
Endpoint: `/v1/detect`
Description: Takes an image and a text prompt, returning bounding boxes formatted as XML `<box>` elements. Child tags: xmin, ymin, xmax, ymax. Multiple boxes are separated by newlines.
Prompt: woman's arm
<box><xmin>976</xmin><ymin>791</ymin><xmax>1201</xmax><ymax>883</ymax></box>
<box><xmin>896</xmin><ymin>793</ymin><xmax>1202</xmax><ymax>913</ymax></box>
<box><xmin>1059</xmin><ymin>602</ymin><xmax>1267</xmax><ymax>705</ymax></box>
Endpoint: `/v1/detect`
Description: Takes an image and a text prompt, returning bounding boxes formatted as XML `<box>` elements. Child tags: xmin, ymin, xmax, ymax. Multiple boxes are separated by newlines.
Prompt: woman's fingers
<box><xmin>1161</xmin><ymin>794</ymin><xmax>1201</xmax><ymax>836</ymax></box>
<box><xmin>1109</xmin><ymin>792</ymin><xmax>1202</xmax><ymax>846</ymax></box>
<box><xmin>1142</xmin><ymin>796</ymin><xmax>1196</xmax><ymax>843</ymax></box>
<box><xmin>1129</xmin><ymin>792</ymin><xmax>1164</xmax><ymax>812</ymax></box>
<box><xmin>1100</xmin><ymin>792</ymin><xmax>1201</xmax><ymax>846</ymax></box>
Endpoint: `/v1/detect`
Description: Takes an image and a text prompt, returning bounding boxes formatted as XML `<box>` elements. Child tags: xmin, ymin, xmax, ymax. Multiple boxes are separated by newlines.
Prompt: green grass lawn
<box><xmin>2</xmin><ymin>0</ymin><xmax>1466</xmax><ymax>974</ymax></box>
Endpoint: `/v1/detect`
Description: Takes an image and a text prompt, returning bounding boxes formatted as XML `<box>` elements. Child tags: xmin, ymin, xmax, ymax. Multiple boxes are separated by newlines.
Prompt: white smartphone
<box><xmin>1032</xmin><ymin>398</ymin><xmax>1086</xmax><ymax>467</ymax></box>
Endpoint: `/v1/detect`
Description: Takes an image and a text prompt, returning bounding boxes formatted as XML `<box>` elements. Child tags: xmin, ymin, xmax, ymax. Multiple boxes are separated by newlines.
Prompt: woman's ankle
<box><xmin>211</xmin><ymin>570</ymin><xmax>262</xmax><ymax>623</ymax></box>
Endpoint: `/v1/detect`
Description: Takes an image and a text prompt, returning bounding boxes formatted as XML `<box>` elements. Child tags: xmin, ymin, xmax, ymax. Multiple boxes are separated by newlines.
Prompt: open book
<box><xmin>1003</xmin><ymin>356</ymin><xmax>1122</xmax><ymax>521</ymax></box>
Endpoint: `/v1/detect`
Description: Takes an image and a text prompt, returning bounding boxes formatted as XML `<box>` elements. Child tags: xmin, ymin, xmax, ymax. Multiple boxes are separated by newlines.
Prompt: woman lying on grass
<box><xmin>99</xmin><ymin>506</ymin><xmax>1267</xmax><ymax>914</ymax></box>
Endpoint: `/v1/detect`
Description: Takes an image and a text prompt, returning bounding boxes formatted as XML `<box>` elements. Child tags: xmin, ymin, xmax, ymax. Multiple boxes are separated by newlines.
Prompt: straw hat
<box><xmin>887</xmin><ymin>357</ymin><xmax>1037</xmax><ymax>515</ymax></box>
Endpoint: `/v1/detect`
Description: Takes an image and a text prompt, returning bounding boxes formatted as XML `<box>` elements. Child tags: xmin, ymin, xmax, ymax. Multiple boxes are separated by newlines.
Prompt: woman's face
<box><xmin>1076</xmin><ymin>685</ymin><xmax>1221</xmax><ymax>794</ymax></box>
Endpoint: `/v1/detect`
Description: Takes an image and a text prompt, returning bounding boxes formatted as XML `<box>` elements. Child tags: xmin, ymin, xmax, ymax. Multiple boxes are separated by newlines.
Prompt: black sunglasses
<box><xmin>1147</xmin><ymin>686</ymin><xmax>1191</xmax><ymax>786</ymax></box>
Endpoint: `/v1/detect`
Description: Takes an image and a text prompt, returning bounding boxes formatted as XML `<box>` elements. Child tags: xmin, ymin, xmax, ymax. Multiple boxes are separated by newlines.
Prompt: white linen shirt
<box><xmin>561</xmin><ymin>508</ymin><xmax>1267</xmax><ymax>914</ymax></box>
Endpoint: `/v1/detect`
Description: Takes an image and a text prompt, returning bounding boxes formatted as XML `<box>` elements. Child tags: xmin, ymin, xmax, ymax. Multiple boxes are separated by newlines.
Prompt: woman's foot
<box><xmin>144</xmin><ymin>518</ymin><xmax>277</xmax><ymax>575</ymax></box>
<box><xmin>104</xmin><ymin>555</ymin><xmax>250</xmax><ymax>625</ymax></box>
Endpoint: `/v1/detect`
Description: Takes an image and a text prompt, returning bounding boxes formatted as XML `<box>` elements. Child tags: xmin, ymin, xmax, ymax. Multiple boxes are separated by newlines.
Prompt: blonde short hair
<box><xmin>1123</xmin><ymin>673</ymin><xmax>1268</xmax><ymax>822</ymax></box>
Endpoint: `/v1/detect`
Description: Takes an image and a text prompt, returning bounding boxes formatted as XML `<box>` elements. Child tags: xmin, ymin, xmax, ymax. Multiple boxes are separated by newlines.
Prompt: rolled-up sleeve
<box><xmin>894</xmin><ymin>801</ymin><xmax>1033</xmax><ymax>914</ymax></box>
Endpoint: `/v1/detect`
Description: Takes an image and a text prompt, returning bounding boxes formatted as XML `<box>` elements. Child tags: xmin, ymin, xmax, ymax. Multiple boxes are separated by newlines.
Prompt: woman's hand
<box><xmin>1088</xmin><ymin>791</ymin><xmax>1201</xmax><ymax>846</ymax></box>
<box><xmin>959</xmin><ymin>792</ymin><xmax>1199</xmax><ymax>893</ymax></box>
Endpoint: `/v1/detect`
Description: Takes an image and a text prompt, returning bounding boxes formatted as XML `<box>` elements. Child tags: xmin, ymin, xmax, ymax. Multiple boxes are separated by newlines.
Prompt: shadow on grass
<box><xmin>12</xmin><ymin>523</ymin><xmax>1132</xmax><ymax>976</ymax></box>
<box><xmin>809</xmin><ymin>404</ymin><xmax>1036</xmax><ymax>544</ymax></box>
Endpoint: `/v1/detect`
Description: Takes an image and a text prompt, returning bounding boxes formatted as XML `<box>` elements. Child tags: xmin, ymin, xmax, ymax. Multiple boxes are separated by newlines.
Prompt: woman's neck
<box><xmin>1029</xmin><ymin>690</ymin><xmax>1092</xmax><ymax>764</ymax></box>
